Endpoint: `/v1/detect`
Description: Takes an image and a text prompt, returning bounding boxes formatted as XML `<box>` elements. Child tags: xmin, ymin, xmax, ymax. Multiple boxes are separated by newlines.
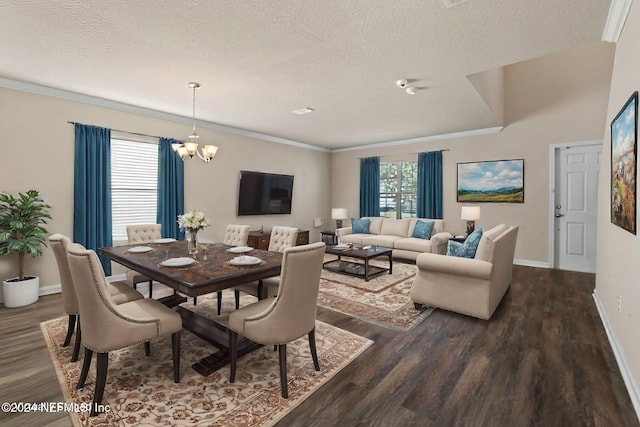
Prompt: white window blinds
<box><xmin>111</xmin><ymin>138</ymin><xmax>158</xmax><ymax>242</ymax></box>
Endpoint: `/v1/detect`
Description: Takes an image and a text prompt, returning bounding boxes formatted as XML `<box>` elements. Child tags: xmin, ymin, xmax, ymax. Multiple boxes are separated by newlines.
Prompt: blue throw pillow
<box><xmin>447</xmin><ymin>228</ymin><xmax>483</xmax><ymax>258</ymax></box>
<box><xmin>411</xmin><ymin>220</ymin><xmax>435</xmax><ymax>240</ymax></box>
<box><xmin>351</xmin><ymin>218</ymin><xmax>371</xmax><ymax>234</ymax></box>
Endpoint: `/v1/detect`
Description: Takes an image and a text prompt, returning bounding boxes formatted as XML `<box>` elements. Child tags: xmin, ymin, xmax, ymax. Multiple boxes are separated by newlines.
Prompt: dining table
<box><xmin>99</xmin><ymin>240</ymin><xmax>283</xmax><ymax>376</ymax></box>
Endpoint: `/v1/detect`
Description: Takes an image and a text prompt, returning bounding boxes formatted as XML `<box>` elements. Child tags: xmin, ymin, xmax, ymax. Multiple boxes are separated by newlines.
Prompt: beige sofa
<box><xmin>336</xmin><ymin>217</ymin><xmax>451</xmax><ymax>261</ymax></box>
<box><xmin>409</xmin><ymin>224</ymin><xmax>519</xmax><ymax>320</ymax></box>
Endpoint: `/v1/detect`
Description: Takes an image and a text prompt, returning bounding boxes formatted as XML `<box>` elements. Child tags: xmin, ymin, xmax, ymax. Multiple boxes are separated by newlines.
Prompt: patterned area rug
<box><xmin>317</xmin><ymin>255</ymin><xmax>434</xmax><ymax>330</ymax></box>
<box><xmin>41</xmin><ymin>294</ymin><xmax>373</xmax><ymax>427</ymax></box>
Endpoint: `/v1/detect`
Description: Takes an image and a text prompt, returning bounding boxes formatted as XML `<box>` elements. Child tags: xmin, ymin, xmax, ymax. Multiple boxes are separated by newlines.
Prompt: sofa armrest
<box><xmin>430</xmin><ymin>231</ymin><xmax>453</xmax><ymax>254</ymax></box>
<box><xmin>336</xmin><ymin>227</ymin><xmax>352</xmax><ymax>237</ymax></box>
<box><xmin>416</xmin><ymin>252</ymin><xmax>492</xmax><ymax>280</ymax></box>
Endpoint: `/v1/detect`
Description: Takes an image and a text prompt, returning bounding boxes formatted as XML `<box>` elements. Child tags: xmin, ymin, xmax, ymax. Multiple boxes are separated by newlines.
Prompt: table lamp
<box><xmin>331</xmin><ymin>208</ymin><xmax>349</xmax><ymax>229</ymax></box>
<box><xmin>461</xmin><ymin>206</ymin><xmax>481</xmax><ymax>235</ymax></box>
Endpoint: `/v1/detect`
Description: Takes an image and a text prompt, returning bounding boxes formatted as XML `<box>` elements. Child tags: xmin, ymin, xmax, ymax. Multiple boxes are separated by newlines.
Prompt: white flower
<box><xmin>177</xmin><ymin>210</ymin><xmax>210</xmax><ymax>231</ymax></box>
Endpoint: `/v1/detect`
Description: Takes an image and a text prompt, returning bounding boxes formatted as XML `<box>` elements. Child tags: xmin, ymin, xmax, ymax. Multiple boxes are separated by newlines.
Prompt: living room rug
<box><xmin>317</xmin><ymin>256</ymin><xmax>434</xmax><ymax>330</ymax></box>
<box><xmin>40</xmin><ymin>294</ymin><xmax>373</xmax><ymax>427</ymax></box>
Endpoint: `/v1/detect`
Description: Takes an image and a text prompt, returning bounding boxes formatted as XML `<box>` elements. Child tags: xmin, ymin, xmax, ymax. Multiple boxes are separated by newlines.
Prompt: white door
<box><xmin>554</xmin><ymin>144</ymin><xmax>601</xmax><ymax>273</ymax></box>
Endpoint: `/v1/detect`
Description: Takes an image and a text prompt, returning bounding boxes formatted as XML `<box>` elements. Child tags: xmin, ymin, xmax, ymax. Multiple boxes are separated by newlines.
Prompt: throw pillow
<box><xmin>411</xmin><ymin>220</ymin><xmax>435</xmax><ymax>240</ymax></box>
<box><xmin>447</xmin><ymin>228</ymin><xmax>483</xmax><ymax>258</ymax></box>
<box><xmin>351</xmin><ymin>218</ymin><xmax>371</xmax><ymax>234</ymax></box>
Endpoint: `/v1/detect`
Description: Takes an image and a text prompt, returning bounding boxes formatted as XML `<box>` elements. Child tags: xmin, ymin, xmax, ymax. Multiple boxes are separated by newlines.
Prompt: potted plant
<box><xmin>0</xmin><ymin>190</ymin><xmax>52</xmax><ymax>307</ymax></box>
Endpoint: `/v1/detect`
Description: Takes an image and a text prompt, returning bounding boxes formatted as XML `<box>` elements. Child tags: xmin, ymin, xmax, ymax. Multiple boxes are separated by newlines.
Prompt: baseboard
<box><xmin>514</xmin><ymin>258</ymin><xmax>550</xmax><ymax>269</ymax></box>
<box><xmin>592</xmin><ymin>290</ymin><xmax>640</xmax><ymax>421</ymax></box>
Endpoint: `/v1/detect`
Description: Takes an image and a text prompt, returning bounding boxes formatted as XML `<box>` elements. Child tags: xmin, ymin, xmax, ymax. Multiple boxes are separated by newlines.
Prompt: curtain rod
<box><xmin>67</xmin><ymin>121</ymin><xmax>167</xmax><ymax>140</ymax></box>
<box><xmin>358</xmin><ymin>149</ymin><xmax>450</xmax><ymax>159</ymax></box>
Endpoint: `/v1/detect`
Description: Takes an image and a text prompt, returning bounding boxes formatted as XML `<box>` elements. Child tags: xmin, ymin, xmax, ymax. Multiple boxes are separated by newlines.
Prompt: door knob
<box><xmin>555</xmin><ymin>213</ymin><xmax>564</xmax><ymax>218</ymax></box>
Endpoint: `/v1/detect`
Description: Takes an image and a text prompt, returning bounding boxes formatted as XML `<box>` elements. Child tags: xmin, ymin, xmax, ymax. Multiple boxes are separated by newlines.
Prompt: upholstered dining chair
<box><xmin>126</xmin><ymin>224</ymin><xmax>162</xmax><ymax>298</ymax></box>
<box><xmin>229</xmin><ymin>241</ymin><xmax>326</xmax><ymax>398</ymax></box>
<box><xmin>234</xmin><ymin>226</ymin><xmax>298</xmax><ymax>308</ymax></box>
<box><xmin>49</xmin><ymin>234</ymin><xmax>145</xmax><ymax>362</ymax></box>
<box><xmin>66</xmin><ymin>243</ymin><xmax>182</xmax><ymax>417</ymax></box>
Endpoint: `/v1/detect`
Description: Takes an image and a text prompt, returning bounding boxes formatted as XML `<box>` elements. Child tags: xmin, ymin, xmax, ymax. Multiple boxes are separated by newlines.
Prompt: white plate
<box><xmin>230</xmin><ymin>255</ymin><xmax>262</xmax><ymax>266</ymax></box>
<box><xmin>154</xmin><ymin>238</ymin><xmax>177</xmax><ymax>244</ymax></box>
<box><xmin>228</xmin><ymin>246</ymin><xmax>254</xmax><ymax>254</ymax></box>
<box><xmin>161</xmin><ymin>257</ymin><xmax>196</xmax><ymax>267</ymax></box>
<box><xmin>128</xmin><ymin>246</ymin><xmax>153</xmax><ymax>253</ymax></box>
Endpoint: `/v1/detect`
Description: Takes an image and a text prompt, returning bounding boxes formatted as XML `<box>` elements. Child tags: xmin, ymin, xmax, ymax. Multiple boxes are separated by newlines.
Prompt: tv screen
<box><xmin>237</xmin><ymin>170</ymin><xmax>294</xmax><ymax>215</ymax></box>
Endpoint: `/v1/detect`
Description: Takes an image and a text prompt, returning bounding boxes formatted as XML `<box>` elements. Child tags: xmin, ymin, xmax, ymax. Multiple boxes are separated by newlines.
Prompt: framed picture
<box><xmin>457</xmin><ymin>159</ymin><xmax>524</xmax><ymax>203</ymax></box>
<box><xmin>611</xmin><ymin>91</ymin><xmax>638</xmax><ymax>234</ymax></box>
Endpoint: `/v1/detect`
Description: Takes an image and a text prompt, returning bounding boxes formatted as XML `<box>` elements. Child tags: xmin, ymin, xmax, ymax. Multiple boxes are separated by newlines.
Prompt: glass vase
<box><xmin>188</xmin><ymin>229</ymin><xmax>199</xmax><ymax>255</ymax></box>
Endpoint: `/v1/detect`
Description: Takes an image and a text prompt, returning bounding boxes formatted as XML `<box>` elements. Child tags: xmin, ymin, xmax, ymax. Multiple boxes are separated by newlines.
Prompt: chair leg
<box><xmin>76</xmin><ymin>347</ymin><xmax>93</xmax><ymax>390</ymax></box>
<box><xmin>229</xmin><ymin>330</ymin><xmax>238</xmax><ymax>383</ymax></box>
<box><xmin>308</xmin><ymin>328</ymin><xmax>320</xmax><ymax>371</ymax></box>
<box><xmin>257</xmin><ymin>280</ymin><xmax>264</xmax><ymax>300</ymax></box>
<box><xmin>172</xmin><ymin>331</ymin><xmax>181</xmax><ymax>383</ymax></box>
<box><xmin>234</xmin><ymin>290</ymin><xmax>240</xmax><ymax>310</ymax></box>
<box><xmin>63</xmin><ymin>314</ymin><xmax>76</xmax><ymax>347</ymax></box>
<box><xmin>71</xmin><ymin>320</ymin><xmax>82</xmax><ymax>362</ymax></box>
<box><xmin>90</xmin><ymin>352</ymin><xmax>109</xmax><ymax>417</ymax></box>
<box><xmin>148</xmin><ymin>280</ymin><xmax>153</xmax><ymax>298</ymax></box>
<box><xmin>278</xmin><ymin>344</ymin><xmax>289</xmax><ymax>398</ymax></box>
<box><xmin>216</xmin><ymin>291</ymin><xmax>222</xmax><ymax>314</ymax></box>
<box><xmin>144</xmin><ymin>341</ymin><xmax>151</xmax><ymax>356</ymax></box>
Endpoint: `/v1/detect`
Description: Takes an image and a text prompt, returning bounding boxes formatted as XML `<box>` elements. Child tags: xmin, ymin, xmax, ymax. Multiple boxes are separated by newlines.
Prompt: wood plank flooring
<box><xmin>0</xmin><ymin>266</ymin><xmax>638</xmax><ymax>426</ymax></box>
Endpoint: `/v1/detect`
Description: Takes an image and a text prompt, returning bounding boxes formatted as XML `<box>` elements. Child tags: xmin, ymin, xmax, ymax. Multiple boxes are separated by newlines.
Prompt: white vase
<box><xmin>2</xmin><ymin>276</ymin><xmax>39</xmax><ymax>308</ymax></box>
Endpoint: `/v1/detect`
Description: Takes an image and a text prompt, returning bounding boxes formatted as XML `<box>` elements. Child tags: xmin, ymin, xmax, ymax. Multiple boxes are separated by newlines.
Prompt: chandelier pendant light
<box><xmin>171</xmin><ymin>82</ymin><xmax>219</xmax><ymax>162</ymax></box>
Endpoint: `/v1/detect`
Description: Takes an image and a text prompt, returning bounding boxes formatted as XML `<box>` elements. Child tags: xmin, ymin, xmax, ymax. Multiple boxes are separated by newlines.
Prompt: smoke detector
<box><xmin>441</xmin><ymin>0</ymin><xmax>468</xmax><ymax>8</ymax></box>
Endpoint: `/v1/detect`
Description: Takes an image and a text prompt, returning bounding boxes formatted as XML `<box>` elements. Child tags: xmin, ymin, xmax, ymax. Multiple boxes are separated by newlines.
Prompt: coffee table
<box><xmin>323</xmin><ymin>245</ymin><xmax>393</xmax><ymax>281</ymax></box>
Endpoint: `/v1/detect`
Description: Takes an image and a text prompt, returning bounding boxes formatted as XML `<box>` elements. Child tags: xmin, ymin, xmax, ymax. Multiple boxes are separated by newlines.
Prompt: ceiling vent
<box><xmin>441</xmin><ymin>0</ymin><xmax>468</xmax><ymax>8</ymax></box>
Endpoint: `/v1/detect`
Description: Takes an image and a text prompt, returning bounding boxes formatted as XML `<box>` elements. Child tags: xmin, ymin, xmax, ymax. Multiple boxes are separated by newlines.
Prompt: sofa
<box><xmin>409</xmin><ymin>224</ymin><xmax>519</xmax><ymax>320</ymax></box>
<box><xmin>335</xmin><ymin>217</ymin><xmax>451</xmax><ymax>261</ymax></box>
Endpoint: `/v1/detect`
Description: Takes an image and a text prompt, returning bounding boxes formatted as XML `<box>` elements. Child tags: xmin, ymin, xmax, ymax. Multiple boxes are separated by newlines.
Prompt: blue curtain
<box><xmin>417</xmin><ymin>151</ymin><xmax>443</xmax><ymax>218</ymax></box>
<box><xmin>157</xmin><ymin>138</ymin><xmax>185</xmax><ymax>240</ymax></box>
<box><xmin>359</xmin><ymin>157</ymin><xmax>380</xmax><ymax>217</ymax></box>
<box><xmin>73</xmin><ymin>123</ymin><xmax>113</xmax><ymax>275</ymax></box>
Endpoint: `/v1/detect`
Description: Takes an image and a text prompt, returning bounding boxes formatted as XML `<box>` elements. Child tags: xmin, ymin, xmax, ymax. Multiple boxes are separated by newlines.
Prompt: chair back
<box><xmin>242</xmin><ymin>242</ymin><xmax>326</xmax><ymax>343</ymax></box>
<box><xmin>126</xmin><ymin>224</ymin><xmax>162</xmax><ymax>244</ymax></box>
<box><xmin>49</xmin><ymin>234</ymin><xmax>79</xmax><ymax>315</ymax></box>
<box><xmin>268</xmin><ymin>226</ymin><xmax>298</xmax><ymax>252</ymax></box>
<box><xmin>223</xmin><ymin>224</ymin><xmax>250</xmax><ymax>246</ymax></box>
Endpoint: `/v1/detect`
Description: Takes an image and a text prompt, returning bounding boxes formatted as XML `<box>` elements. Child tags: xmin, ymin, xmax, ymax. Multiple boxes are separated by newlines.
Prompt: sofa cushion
<box><xmin>447</xmin><ymin>228</ymin><xmax>483</xmax><ymax>258</ymax></box>
<box><xmin>351</xmin><ymin>218</ymin><xmax>370</xmax><ymax>234</ymax></box>
<box><xmin>380</xmin><ymin>218</ymin><xmax>410</xmax><ymax>237</ymax></box>
<box><xmin>394</xmin><ymin>237</ymin><xmax>433</xmax><ymax>253</ymax></box>
<box><xmin>411</xmin><ymin>220</ymin><xmax>435</xmax><ymax>239</ymax></box>
<box><xmin>362</xmin><ymin>235</ymin><xmax>403</xmax><ymax>248</ymax></box>
<box><xmin>362</xmin><ymin>217</ymin><xmax>384</xmax><ymax>235</ymax></box>
<box><xmin>340</xmin><ymin>234</ymin><xmax>366</xmax><ymax>245</ymax></box>
<box><xmin>475</xmin><ymin>223</ymin><xmax>508</xmax><ymax>261</ymax></box>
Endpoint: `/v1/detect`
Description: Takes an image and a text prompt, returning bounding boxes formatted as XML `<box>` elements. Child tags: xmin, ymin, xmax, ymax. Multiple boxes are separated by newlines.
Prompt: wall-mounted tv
<box><xmin>237</xmin><ymin>170</ymin><xmax>294</xmax><ymax>215</ymax></box>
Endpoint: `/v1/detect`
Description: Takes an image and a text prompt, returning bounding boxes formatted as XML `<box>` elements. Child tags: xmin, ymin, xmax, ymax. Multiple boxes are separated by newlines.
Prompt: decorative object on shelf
<box><xmin>177</xmin><ymin>210</ymin><xmax>210</xmax><ymax>255</ymax></box>
<box><xmin>457</xmin><ymin>159</ymin><xmax>524</xmax><ymax>203</ymax></box>
<box><xmin>611</xmin><ymin>91</ymin><xmax>638</xmax><ymax>234</ymax></box>
<box><xmin>461</xmin><ymin>206</ymin><xmax>480</xmax><ymax>235</ymax></box>
<box><xmin>331</xmin><ymin>208</ymin><xmax>348</xmax><ymax>229</ymax></box>
<box><xmin>171</xmin><ymin>82</ymin><xmax>219</xmax><ymax>163</ymax></box>
<box><xmin>0</xmin><ymin>189</ymin><xmax>52</xmax><ymax>307</ymax></box>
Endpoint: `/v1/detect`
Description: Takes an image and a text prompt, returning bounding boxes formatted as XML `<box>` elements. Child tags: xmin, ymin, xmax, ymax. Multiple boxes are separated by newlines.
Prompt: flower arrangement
<box><xmin>177</xmin><ymin>210</ymin><xmax>210</xmax><ymax>233</ymax></box>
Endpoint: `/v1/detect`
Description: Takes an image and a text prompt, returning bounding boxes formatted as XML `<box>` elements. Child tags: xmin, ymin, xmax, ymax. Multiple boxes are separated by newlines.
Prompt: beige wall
<box><xmin>0</xmin><ymin>87</ymin><xmax>330</xmax><ymax>289</ymax></box>
<box><xmin>331</xmin><ymin>41</ymin><xmax>614</xmax><ymax>265</ymax></box>
<box><xmin>596</xmin><ymin>1</ymin><xmax>640</xmax><ymax>413</ymax></box>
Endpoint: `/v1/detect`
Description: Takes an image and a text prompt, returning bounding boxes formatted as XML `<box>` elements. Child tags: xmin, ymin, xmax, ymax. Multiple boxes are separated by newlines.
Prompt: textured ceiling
<box><xmin>0</xmin><ymin>0</ymin><xmax>612</xmax><ymax>149</ymax></box>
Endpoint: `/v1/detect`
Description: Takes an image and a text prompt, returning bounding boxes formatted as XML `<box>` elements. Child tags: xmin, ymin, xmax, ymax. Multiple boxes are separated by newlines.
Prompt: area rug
<box><xmin>317</xmin><ymin>256</ymin><xmax>434</xmax><ymax>330</ymax></box>
<box><xmin>41</xmin><ymin>294</ymin><xmax>373</xmax><ymax>427</ymax></box>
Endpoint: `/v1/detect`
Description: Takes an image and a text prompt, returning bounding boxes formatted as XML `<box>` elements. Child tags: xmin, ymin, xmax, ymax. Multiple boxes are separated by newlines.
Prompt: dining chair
<box><xmin>126</xmin><ymin>224</ymin><xmax>162</xmax><ymax>298</ymax></box>
<box><xmin>229</xmin><ymin>241</ymin><xmax>326</xmax><ymax>398</ymax></box>
<box><xmin>234</xmin><ymin>226</ymin><xmax>298</xmax><ymax>308</ymax></box>
<box><xmin>49</xmin><ymin>234</ymin><xmax>145</xmax><ymax>362</ymax></box>
<box><xmin>66</xmin><ymin>243</ymin><xmax>182</xmax><ymax>417</ymax></box>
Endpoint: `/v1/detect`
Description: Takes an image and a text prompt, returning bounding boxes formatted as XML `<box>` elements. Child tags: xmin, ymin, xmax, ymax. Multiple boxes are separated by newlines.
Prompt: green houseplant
<box><xmin>0</xmin><ymin>190</ymin><xmax>52</xmax><ymax>307</ymax></box>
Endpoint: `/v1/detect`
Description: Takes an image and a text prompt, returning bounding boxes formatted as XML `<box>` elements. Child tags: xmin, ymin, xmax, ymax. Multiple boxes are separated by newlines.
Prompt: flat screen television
<box><xmin>237</xmin><ymin>170</ymin><xmax>294</xmax><ymax>215</ymax></box>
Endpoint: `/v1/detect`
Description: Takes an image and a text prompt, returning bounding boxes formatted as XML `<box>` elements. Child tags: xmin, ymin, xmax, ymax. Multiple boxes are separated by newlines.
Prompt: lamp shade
<box><xmin>331</xmin><ymin>208</ymin><xmax>348</xmax><ymax>220</ymax></box>
<box><xmin>461</xmin><ymin>206</ymin><xmax>481</xmax><ymax>221</ymax></box>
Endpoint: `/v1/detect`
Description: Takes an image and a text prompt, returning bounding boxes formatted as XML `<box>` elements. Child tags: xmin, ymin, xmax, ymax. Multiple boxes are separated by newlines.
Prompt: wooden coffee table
<box><xmin>323</xmin><ymin>245</ymin><xmax>393</xmax><ymax>281</ymax></box>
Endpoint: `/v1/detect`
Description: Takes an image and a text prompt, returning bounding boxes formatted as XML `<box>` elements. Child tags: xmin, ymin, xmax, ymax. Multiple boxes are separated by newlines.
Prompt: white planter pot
<box><xmin>2</xmin><ymin>276</ymin><xmax>39</xmax><ymax>308</ymax></box>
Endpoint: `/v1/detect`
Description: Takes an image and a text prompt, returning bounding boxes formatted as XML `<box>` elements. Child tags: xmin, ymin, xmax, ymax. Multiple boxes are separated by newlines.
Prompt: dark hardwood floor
<box><xmin>0</xmin><ymin>266</ymin><xmax>638</xmax><ymax>427</ymax></box>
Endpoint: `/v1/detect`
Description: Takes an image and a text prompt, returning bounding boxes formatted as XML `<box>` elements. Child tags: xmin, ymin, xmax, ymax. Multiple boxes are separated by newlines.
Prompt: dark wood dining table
<box><xmin>99</xmin><ymin>240</ymin><xmax>282</xmax><ymax>376</ymax></box>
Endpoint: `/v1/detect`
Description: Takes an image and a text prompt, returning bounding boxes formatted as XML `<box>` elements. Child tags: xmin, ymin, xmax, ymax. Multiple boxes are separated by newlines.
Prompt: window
<box><xmin>380</xmin><ymin>161</ymin><xmax>417</xmax><ymax>219</ymax></box>
<box><xmin>111</xmin><ymin>136</ymin><xmax>158</xmax><ymax>242</ymax></box>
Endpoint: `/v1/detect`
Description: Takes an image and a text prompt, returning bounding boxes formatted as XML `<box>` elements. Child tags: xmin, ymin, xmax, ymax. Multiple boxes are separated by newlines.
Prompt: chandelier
<box><xmin>172</xmin><ymin>82</ymin><xmax>219</xmax><ymax>162</ymax></box>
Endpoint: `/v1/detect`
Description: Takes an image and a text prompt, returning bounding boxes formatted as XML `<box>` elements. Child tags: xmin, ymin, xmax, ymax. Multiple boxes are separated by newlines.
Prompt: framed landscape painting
<box><xmin>457</xmin><ymin>159</ymin><xmax>524</xmax><ymax>203</ymax></box>
<box><xmin>610</xmin><ymin>91</ymin><xmax>638</xmax><ymax>235</ymax></box>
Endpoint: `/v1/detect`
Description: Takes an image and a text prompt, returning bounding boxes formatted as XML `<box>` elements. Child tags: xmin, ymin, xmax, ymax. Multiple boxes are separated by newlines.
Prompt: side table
<box><xmin>320</xmin><ymin>231</ymin><xmax>338</xmax><ymax>245</ymax></box>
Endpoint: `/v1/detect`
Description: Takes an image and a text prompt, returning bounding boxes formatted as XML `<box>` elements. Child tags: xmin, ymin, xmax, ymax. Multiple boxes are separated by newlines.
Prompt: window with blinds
<box><xmin>111</xmin><ymin>138</ymin><xmax>158</xmax><ymax>242</ymax></box>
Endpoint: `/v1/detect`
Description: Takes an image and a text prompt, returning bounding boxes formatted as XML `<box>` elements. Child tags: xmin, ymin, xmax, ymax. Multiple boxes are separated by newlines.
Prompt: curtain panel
<box><xmin>157</xmin><ymin>138</ymin><xmax>185</xmax><ymax>240</ymax></box>
<box><xmin>417</xmin><ymin>151</ymin><xmax>443</xmax><ymax>219</ymax></box>
<box><xmin>73</xmin><ymin>123</ymin><xmax>113</xmax><ymax>275</ymax></box>
<box><xmin>359</xmin><ymin>156</ymin><xmax>380</xmax><ymax>217</ymax></box>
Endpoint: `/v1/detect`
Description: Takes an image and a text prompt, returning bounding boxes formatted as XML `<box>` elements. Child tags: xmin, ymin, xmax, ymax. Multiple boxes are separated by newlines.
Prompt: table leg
<box><xmin>388</xmin><ymin>252</ymin><xmax>393</xmax><ymax>274</ymax></box>
<box><xmin>365</xmin><ymin>258</ymin><xmax>370</xmax><ymax>281</ymax></box>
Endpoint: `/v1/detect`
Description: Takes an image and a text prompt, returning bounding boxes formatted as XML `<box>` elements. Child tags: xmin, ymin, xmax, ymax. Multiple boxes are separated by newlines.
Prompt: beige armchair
<box><xmin>410</xmin><ymin>224</ymin><xmax>518</xmax><ymax>320</ymax></box>
<box><xmin>126</xmin><ymin>224</ymin><xmax>162</xmax><ymax>298</ymax></box>
<box><xmin>49</xmin><ymin>234</ymin><xmax>144</xmax><ymax>362</ymax></box>
<box><xmin>67</xmin><ymin>244</ymin><xmax>182</xmax><ymax>417</ymax></box>
<box><xmin>234</xmin><ymin>226</ymin><xmax>298</xmax><ymax>308</ymax></box>
<box><xmin>228</xmin><ymin>242</ymin><xmax>326</xmax><ymax>398</ymax></box>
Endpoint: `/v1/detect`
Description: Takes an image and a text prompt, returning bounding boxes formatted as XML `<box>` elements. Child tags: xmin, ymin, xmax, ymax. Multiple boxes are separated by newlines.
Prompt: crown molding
<box><xmin>602</xmin><ymin>0</ymin><xmax>633</xmax><ymax>42</ymax></box>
